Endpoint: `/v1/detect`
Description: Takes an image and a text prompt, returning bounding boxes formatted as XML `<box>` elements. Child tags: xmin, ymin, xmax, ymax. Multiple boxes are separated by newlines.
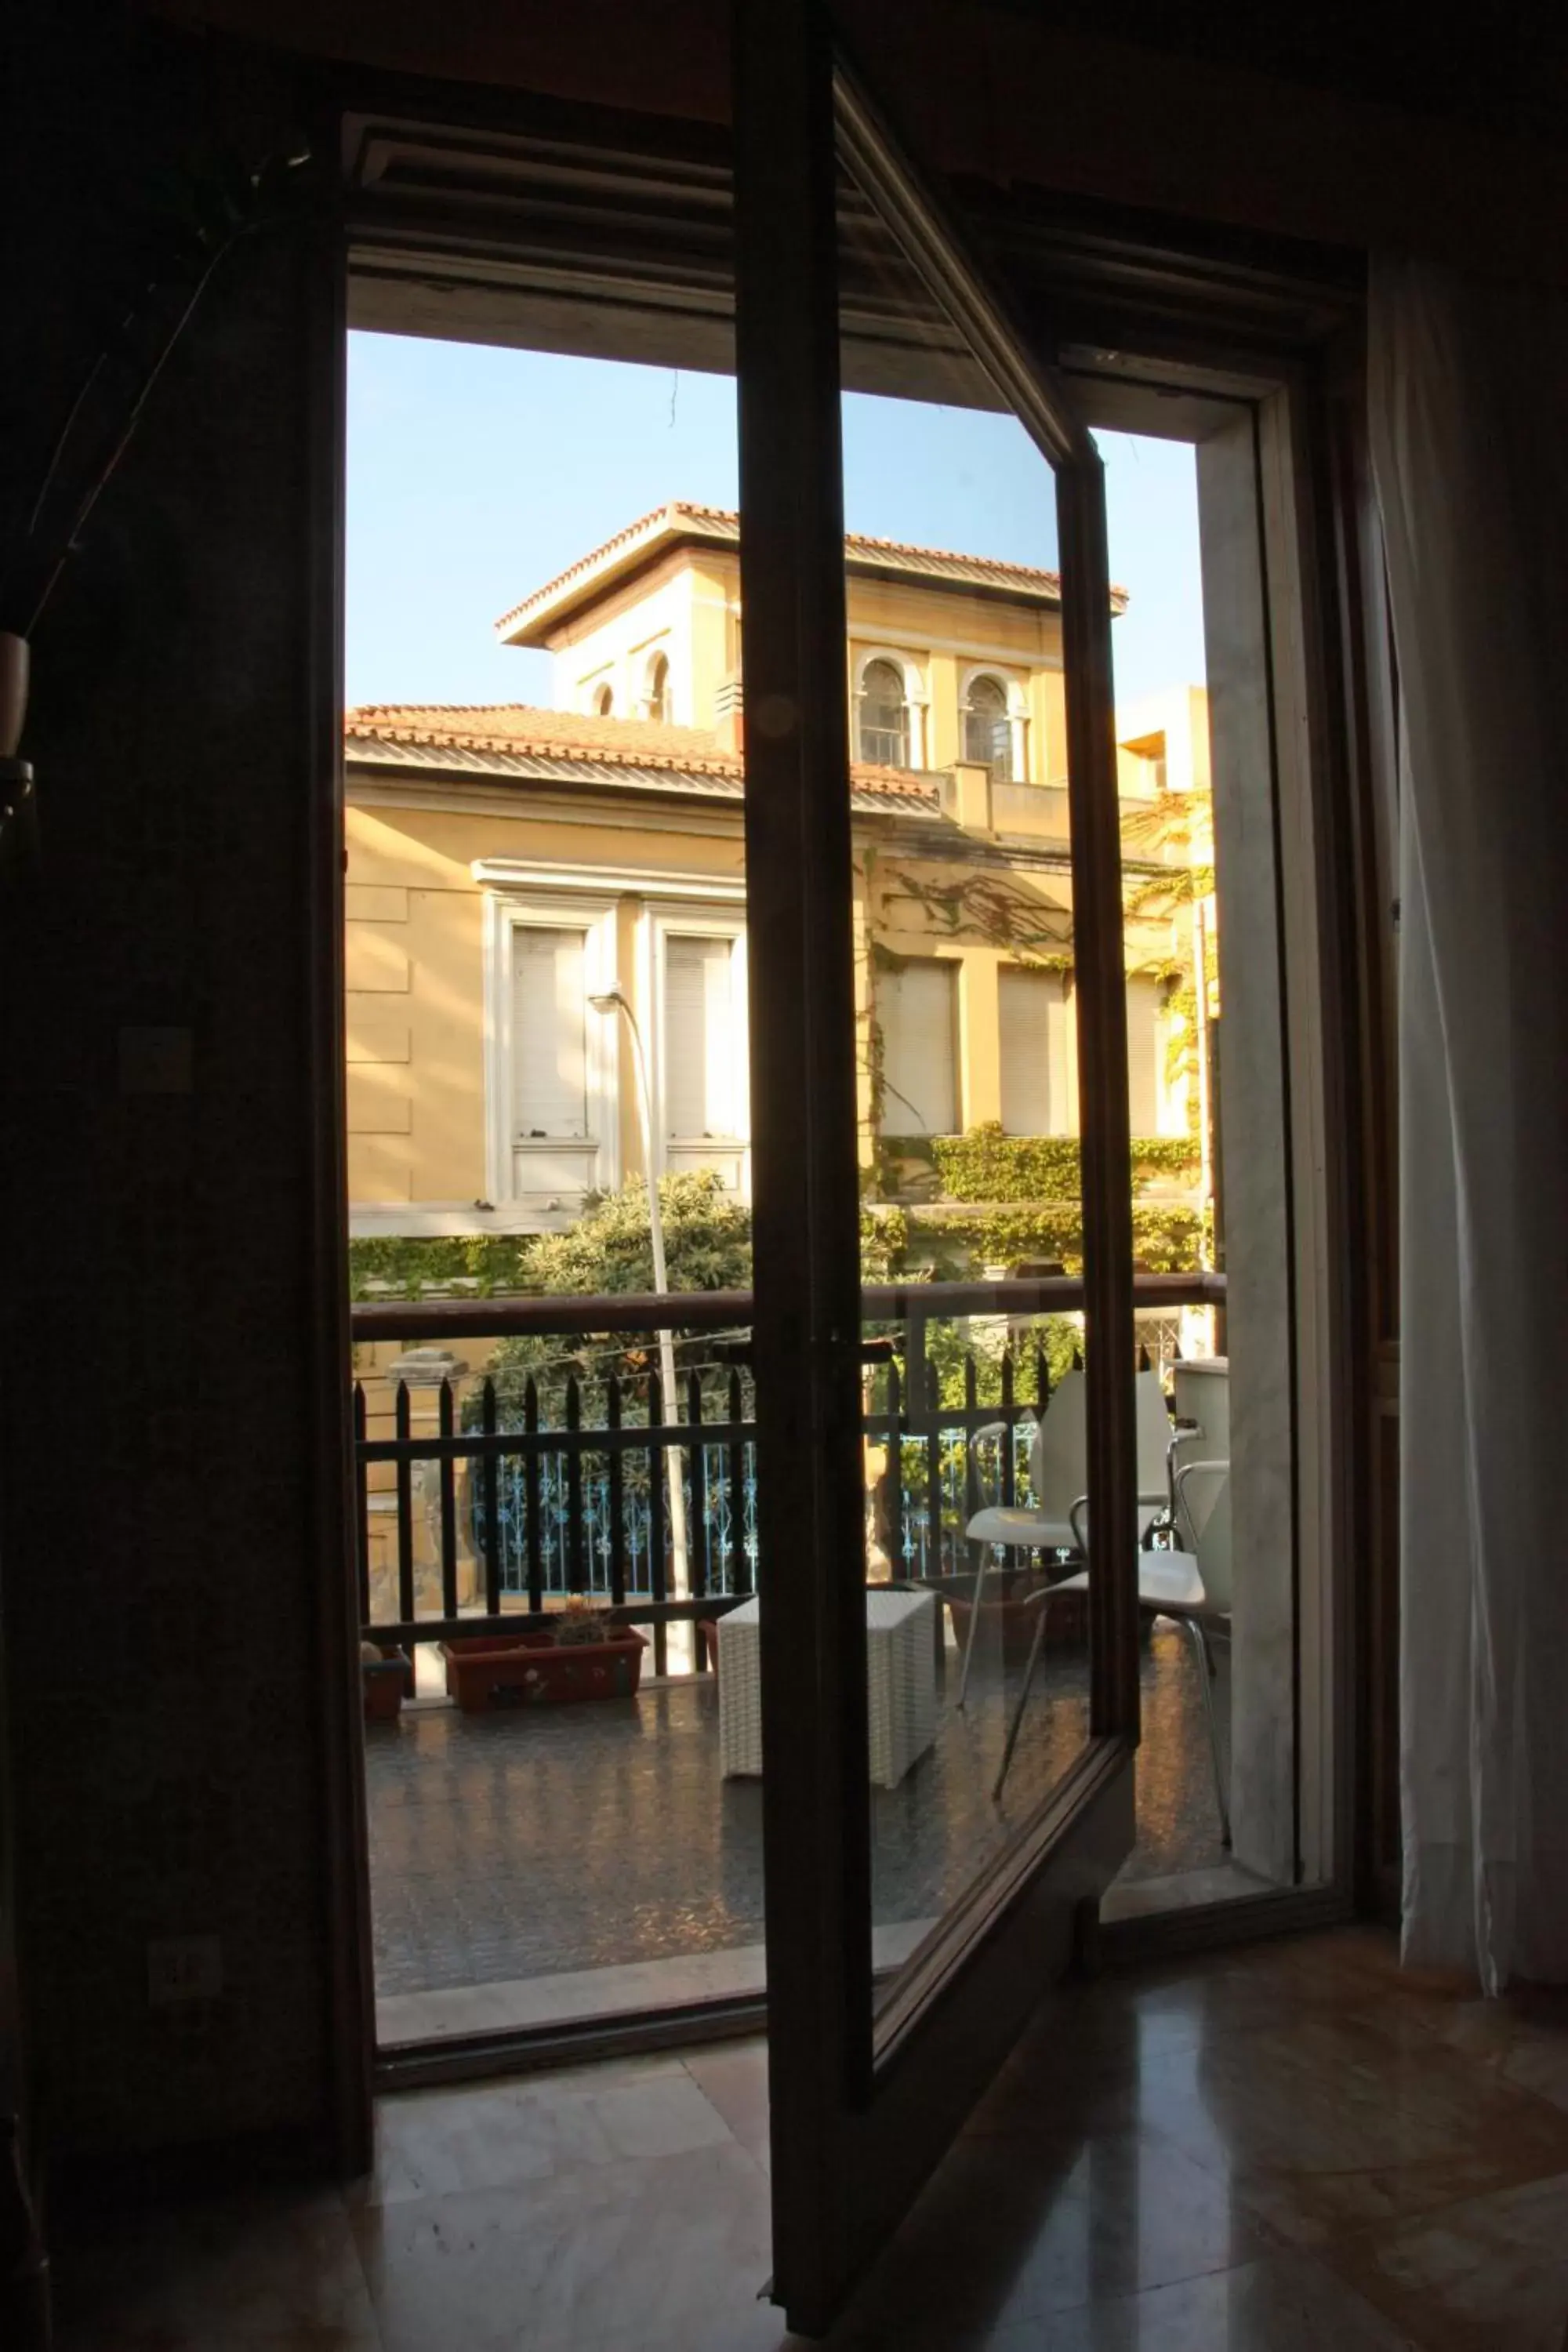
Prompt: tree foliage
<box><xmin>483</xmin><ymin>1171</ymin><xmax>753</xmax><ymax>1417</ymax></box>
<box><xmin>521</xmin><ymin>1170</ymin><xmax>752</xmax><ymax>1301</ymax></box>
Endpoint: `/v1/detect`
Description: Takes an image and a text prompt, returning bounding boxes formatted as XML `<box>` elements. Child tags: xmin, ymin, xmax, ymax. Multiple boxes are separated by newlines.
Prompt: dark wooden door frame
<box><xmin>314</xmin><ymin>9</ymin><xmax>1389</xmax><ymax>2155</ymax></box>
<box><xmin>306</xmin><ymin>131</ymin><xmax>377</xmax><ymax>2182</ymax></box>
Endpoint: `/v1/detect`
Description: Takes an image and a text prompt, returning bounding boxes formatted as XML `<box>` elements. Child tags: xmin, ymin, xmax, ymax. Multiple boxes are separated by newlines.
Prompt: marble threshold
<box><xmin>376</xmin><ymin>1918</ymin><xmax>938</xmax><ymax>2046</ymax></box>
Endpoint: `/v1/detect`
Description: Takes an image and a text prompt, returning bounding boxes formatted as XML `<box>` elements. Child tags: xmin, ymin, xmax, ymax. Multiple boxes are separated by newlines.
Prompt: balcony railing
<box><xmin>351</xmin><ymin>1272</ymin><xmax>1225</xmax><ymax>1675</ymax></box>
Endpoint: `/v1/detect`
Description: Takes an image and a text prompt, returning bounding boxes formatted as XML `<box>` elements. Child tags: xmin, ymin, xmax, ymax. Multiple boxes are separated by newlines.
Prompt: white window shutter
<box><xmin>999</xmin><ymin>967</ymin><xmax>1057</xmax><ymax>1136</ymax></box>
<box><xmin>880</xmin><ymin>960</ymin><xmax>957</xmax><ymax>1136</ymax></box>
<box><xmin>513</xmin><ymin>927</ymin><xmax>590</xmax><ymax>1138</ymax></box>
<box><xmin>665</xmin><ymin>935</ymin><xmax>736</xmax><ymax>1138</ymax></box>
<box><xmin>1126</xmin><ymin>974</ymin><xmax>1161</xmax><ymax>1136</ymax></box>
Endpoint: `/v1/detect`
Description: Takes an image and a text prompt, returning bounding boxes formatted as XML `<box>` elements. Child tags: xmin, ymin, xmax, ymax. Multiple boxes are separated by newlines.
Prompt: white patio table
<box><xmin>717</xmin><ymin>1588</ymin><xmax>937</xmax><ymax>1789</ymax></box>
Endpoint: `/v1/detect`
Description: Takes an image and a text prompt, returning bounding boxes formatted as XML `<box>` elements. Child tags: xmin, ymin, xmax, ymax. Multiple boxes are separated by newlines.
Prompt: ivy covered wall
<box><xmin>350</xmin><ymin>1125</ymin><xmax>1207</xmax><ymax>1299</ymax></box>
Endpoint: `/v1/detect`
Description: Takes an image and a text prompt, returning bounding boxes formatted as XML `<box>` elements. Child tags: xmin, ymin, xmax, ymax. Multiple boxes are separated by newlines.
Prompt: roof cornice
<box><xmin>493</xmin><ymin>500</ymin><xmax>1127</xmax><ymax>644</ymax></box>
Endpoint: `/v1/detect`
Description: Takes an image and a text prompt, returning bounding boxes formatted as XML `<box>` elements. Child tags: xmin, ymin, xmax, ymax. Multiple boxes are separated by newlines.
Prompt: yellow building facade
<box><xmin>346</xmin><ymin>503</ymin><xmax>1207</xmax><ymax>1240</ymax></box>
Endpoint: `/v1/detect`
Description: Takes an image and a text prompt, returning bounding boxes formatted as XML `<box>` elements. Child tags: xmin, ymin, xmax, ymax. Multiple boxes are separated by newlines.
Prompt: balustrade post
<box><xmin>481</xmin><ymin>1376</ymin><xmax>501</xmax><ymax>1617</ymax></box>
<box><xmin>727</xmin><ymin>1367</ymin><xmax>749</xmax><ymax>1595</ymax></box>
<box><xmin>607</xmin><ymin>1375</ymin><xmax>626</xmax><ymax>1608</ymax></box>
<box><xmin>353</xmin><ymin>1383</ymin><xmax>370</xmax><ymax>1625</ymax></box>
<box><xmin>688</xmin><ymin>1370</ymin><xmax>710</xmax><ymax>1667</ymax></box>
<box><xmin>524</xmin><ymin>1375</ymin><xmax>543</xmax><ymax>1615</ymax></box>
<box><xmin>437</xmin><ymin>1377</ymin><xmax>459</xmax><ymax>1620</ymax></box>
<box><xmin>394</xmin><ymin>1379</ymin><xmax>415</xmax><ymax>1626</ymax></box>
<box><xmin>564</xmin><ymin>1374</ymin><xmax>586</xmax><ymax>1595</ymax></box>
<box><xmin>648</xmin><ymin>1367</ymin><xmax>668</xmax><ymax>1676</ymax></box>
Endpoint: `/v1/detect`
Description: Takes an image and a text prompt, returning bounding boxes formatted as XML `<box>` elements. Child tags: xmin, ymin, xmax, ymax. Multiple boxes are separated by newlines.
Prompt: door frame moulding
<box><xmin>1053</xmin><ymin>345</ymin><xmax>1367</xmax><ymax>1963</ymax></box>
<box><xmin>338</xmin><ymin>60</ymin><xmax>1361</xmax><ymax>383</ymax></box>
<box><xmin>325</xmin><ymin>51</ymin><xmax>1379</xmax><ymax>2092</ymax></box>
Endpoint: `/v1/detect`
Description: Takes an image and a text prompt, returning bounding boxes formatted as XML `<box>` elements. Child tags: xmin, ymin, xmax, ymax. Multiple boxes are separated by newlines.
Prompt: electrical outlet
<box><xmin>147</xmin><ymin>1935</ymin><xmax>223</xmax><ymax>2006</ymax></box>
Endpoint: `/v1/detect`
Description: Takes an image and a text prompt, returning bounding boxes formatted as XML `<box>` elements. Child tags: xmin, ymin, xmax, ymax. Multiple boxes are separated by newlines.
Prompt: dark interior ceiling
<box><xmin>978</xmin><ymin>0</ymin><xmax>1568</xmax><ymax>151</ymax></box>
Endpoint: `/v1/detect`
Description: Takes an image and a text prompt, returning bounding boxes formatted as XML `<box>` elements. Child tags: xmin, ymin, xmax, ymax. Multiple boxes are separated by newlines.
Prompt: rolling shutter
<box><xmin>513</xmin><ymin>926</ymin><xmax>590</xmax><ymax>1138</ymax></box>
<box><xmin>998</xmin><ymin>967</ymin><xmax>1057</xmax><ymax>1136</ymax></box>
<box><xmin>879</xmin><ymin>960</ymin><xmax>957</xmax><ymax>1136</ymax></box>
<box><xmin>665</xmin><ymin>934</ymin><xmax>739</xmax><ymax>1138</ymax></box>
<box><xmin>1126</xmin><ymin>974</ymin><xmax>1162</xmax><ymax>1136</ymax></box>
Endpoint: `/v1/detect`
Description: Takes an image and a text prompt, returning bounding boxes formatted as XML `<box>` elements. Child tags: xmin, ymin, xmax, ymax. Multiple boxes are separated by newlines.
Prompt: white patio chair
<box><xmin>956</xmin><ymin>1370</ymin><xmax>1174</xmax><ymax>1708</ymax></box>
<box><xmin>991</xmin><ymin>1459</ymin><xmax>1233</xmax><ymax>1844</ymax></box>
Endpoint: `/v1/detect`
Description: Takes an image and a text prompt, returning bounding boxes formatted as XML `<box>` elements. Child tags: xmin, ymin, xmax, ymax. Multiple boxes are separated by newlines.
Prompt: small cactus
<box><xmin>554</xmin><ymin>1595</ymin><xmax>612</xmax><ymax>1646</ymax></box>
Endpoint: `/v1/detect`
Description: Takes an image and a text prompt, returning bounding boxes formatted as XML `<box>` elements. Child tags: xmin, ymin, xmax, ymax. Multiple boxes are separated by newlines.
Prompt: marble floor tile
<box><xmin>969</xmin><ymin>1927</ymin><xmax>1415</xmax><ymax>2103</ymax></box>
<box><xmin>351</xmin><ymin>2077</ymin><xmax>619</xmax><ymax>2206</ymax></box>
<box><xmin>982</xmin><ymin>2252</ymin><xmax>1425</xmax><ymax>2350</ymax></box>
<box><xmin>353</xmin><ymin>2053</ymin><xmax>727</xmax><ymax>2207</ymax></box>
<box><xmin>826</xmin><ymin>2125</ymin><xmax>1269</xmax><ymax>2345</ymax></box>
<box><xmin>54</xmin><ymin>2185</ymin><xmax>382</xmax><ymax>2350</ymax></box>
<box><xmin>1325</xmin><ymin>2169</ymin><xmax>1568</xmax><ymax>2350</ymax></box>
<box><xmin>350</xmin><ymin>2140</ymin><xmax>776</xmax><ymax>2352</ymax></box>
<box><xmin>590</xmin><ymin>2069</ymin><xmax>739</xmax><ymax>2161</ymax></box>
<box><xmin>1377</xmin><ymin>1980</ymin><xmax>1568</xmax><ymax>2116</ymax></box>
<box><xmin>682</xmin><ymin>2039</ymin><xmax>772</xmax><ymax>2169</ymax></box>
<box><xmin>1120</xmin><ymin>1998</ymin><xmax>1568</xmax><ymax>2248</ymax></box>
<box><xmin>65</xmin><ymin>1926</ymin><xmax>1568</xmax><ymax>2352</ymax></box>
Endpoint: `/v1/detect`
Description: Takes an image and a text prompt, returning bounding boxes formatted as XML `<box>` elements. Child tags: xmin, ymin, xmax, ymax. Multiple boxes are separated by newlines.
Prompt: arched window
<box><xmin>964</xmin><ymin>673</ymin><xmax>1013</xmax><ymax>781</ymax></box>
<box><xmin>644</xmin><ymin>652</ymin><xmax>670</xmax><ymax>724</ymax></box>
<box><xmin>590</xmin><ymin>683</ymin><xmax>614</xmax><ymax>717</ymax></box>
<box><xmin>858</xmin><ymin>658</ymin><xmax>909</xmax><ymax>767</ymax></box>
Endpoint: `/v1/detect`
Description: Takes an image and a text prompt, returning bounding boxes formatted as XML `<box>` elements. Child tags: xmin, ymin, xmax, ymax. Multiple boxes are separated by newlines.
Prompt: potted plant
<box><xmin>361</xmin><ymin>1642</ymin><xmax>413</xmax><ymax>1724</ymax></box>
<box><xmin>441</xmin><ymin>1599</ymin><xmax>648</xmax><ymax>1714</ymax></box>
<box><xmin>946</xmin><ymin>1568</ymin><xmax>1087</xmax><ymax>1661</ymax></box>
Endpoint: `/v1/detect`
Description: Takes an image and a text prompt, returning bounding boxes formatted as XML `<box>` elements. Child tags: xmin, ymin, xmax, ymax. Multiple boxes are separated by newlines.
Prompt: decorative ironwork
<box><xmin>356</xmin><ymin>1334</ymin><xmax>1074</xmax><ymax>1646</ymax></box>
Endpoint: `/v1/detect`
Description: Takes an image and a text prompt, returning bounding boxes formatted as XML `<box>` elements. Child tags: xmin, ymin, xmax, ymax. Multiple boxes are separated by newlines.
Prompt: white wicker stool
<box><xmin>717</xmin><ymin>1589</ymin><xmax>937</xmax><ymax>1788</ymax></box>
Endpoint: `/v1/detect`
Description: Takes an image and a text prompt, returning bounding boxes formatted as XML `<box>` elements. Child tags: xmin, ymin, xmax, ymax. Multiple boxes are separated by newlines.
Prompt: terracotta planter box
<box><xmin>441</xmin><ymin>1631</ymin><xmax>648</xmax><ymax>1714</ymax></box>
<box><xmin>362</xmin><ymin>1648</ymin><xmax>413</xmax><ymax>1722</ymax></box>
<box><xmin>947</xmin><ymin>1581</ymin><xmax>1087</xmax><ymax>1660</ymax></box>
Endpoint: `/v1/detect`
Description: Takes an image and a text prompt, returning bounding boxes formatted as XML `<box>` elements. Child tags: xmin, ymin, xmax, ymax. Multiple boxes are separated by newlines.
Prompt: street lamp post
<box><xmin>588</xmin><ymin>985</ymin><xmax>691</xmax><ymax>1602</ymax></box>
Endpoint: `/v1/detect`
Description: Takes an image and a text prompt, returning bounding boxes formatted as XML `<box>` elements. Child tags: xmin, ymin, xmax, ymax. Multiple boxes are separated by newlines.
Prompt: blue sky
<box><xmin>346</xmin><ymin>332</ymin><xmax>1205</xmax><ymax>713</ymax></box>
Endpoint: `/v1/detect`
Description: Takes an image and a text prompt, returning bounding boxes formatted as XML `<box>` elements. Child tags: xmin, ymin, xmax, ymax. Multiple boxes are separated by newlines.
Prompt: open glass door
<box><xmin>735</xmin><ymin>6</ymin><xmax>1139</xmax><ymax>2332</ymax></box>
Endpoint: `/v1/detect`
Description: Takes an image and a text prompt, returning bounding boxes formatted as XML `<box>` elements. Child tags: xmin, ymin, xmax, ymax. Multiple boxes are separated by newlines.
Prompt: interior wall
<box><xmin>2</xmin><ymin>0</ymin><xmax>1519</xmax><ymax>2171</ymax></box>
<box><xmin>0</xmin><ymin>20</ymin><xmax>365</xmax><ymax>2163</ymax></box>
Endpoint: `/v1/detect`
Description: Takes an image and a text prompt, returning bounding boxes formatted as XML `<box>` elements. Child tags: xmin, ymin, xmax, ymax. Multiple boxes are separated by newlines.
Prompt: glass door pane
<box><xmin>734</xmin><ymin>12</ymin><xmax>1139</xmax><ymax>2330</ymax></box>
<box><xmin>835</xmin><ymin>193</ymin><xmax>1102</xmax><ymax>2013</ymax></box>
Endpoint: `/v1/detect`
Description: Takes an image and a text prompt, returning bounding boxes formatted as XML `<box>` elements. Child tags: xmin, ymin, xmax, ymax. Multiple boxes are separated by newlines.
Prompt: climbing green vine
<box><xmin>349</xmin><ymin>1233</ymin><xmax>528</xmax><ymax>1300</ymax></box>
<box><xmin>927</xmin><ymin>1126</ymin><xmax>1199</xmax><ymax>1201</ymax></box>
<box><xmin>861</xmin><ymin>1122</ymin><xmax>1207</xmax><ymax>1282</ymax></box>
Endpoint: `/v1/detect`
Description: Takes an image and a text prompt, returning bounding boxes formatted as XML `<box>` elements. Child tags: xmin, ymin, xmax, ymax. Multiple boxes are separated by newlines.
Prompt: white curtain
<box><xmin>1370</xmin><ymin>258</ymin><xmax>1568</xmax><ymax>1987</ymax></box>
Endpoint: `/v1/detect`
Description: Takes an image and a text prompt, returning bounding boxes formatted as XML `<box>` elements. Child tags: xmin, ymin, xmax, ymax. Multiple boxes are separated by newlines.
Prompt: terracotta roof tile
<box><xmin>344</xmin><ymin>703</ymin><xmax>941</xmax><ymax>808</ymax></box>
<box><xmin>346</xmin><ymin>701</ymin><xmax>743</xmax><ymax>775</ymax></box>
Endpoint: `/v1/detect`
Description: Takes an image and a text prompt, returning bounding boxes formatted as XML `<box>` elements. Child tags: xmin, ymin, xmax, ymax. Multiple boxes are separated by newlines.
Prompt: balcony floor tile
<box><xmin>366</xmin><ymin>1623</ymin><xmax>1229</xmax><ymax>2014</ymax></box>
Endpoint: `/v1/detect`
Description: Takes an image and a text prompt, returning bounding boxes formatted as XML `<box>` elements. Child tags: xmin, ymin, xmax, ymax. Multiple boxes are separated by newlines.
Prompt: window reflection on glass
<box><xmin>858</xmin><ymin>656</ymin><xmax>909</xmax><ymax>766</ymax></box>
<box><xmin>963</xmin><ymin>671</ymin><xmax>1012</xmax><ymax>780</ymax></box>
